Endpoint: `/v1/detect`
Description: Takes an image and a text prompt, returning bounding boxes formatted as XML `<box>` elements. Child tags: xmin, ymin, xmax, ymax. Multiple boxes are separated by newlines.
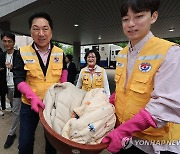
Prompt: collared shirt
<box><xmin>126</xmin><ymin>32</ymin><xmax>180</xmax><ymax>153</ymax></box>
<box><xmin>66</xmin><ymin>62</ymin><xmax>70</xmax><ymax>69</ymax></box>
<box><xmin>34</xmin><ymin>43</ymin><xmax>51</xmax><ymax>66</ymax></box>
<box><xmin>127</xmin><ymin>32</ymin><xmax>154</xmax><ymax>80</ymax></box>
<box><xmin>6</xmin><ymin>53</ymin><xmax>14</xmax><ymax>87</ymax></box>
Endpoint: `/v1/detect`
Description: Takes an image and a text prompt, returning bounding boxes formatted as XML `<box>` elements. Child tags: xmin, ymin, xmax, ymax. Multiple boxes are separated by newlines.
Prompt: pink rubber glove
<box><xmin>60</xmin><ymin>69</ymin><xmax>68</xmax><ymax>83</ymax></box>
<box><xmin>102</xmin><ymin>109</ymin><xmax>157</xmax><ymax>153</ymax></box>
<box><xmin>109</xmin><ymin>92</ymin><xmax>115</xmax><ymax>105</ymax></box>
<box><xmin>17</xmin><ymin>82</ymin><xmax>45</xmax><ymax>113</ymax></box>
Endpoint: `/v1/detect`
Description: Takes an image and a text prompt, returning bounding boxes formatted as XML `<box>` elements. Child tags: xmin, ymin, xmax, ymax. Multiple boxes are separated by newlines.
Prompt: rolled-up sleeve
<box><xmin>145</xmin><ymin>45</ymin><xmax>180</xmax><ymax>127</ymax></box>
<box><xmin>76</xmin><ymin>70</ymin><xmax>83</xmax><ymax>89</ymax></box>
<box><xmin>13</xmin><ymin>50</ymin><xmax>27</xmax><ymax>86</ymax></box>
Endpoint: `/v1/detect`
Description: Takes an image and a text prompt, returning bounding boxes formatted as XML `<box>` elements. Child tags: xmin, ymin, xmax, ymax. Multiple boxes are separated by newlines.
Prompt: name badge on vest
<box><xmin>54</xmin><ymin>57</ymin><xmax>60</xmax><ymax>63</ymax></box>
<box><xmin>116</xmin><ymin>62</ymin><xmax>124</xmax><ymax>67</ymax></box>
<box><xmin>24</xmin><ymin>59</ymin><xmax>35</xmax><ymax>64</ymax></box>
<box><xmin>139</xmin><ymin>62</ymin><xmax>151</xmax><ymax>72</ymax></box>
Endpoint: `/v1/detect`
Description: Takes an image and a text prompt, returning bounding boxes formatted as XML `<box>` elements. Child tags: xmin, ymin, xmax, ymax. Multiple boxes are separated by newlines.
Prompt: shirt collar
<box><xmin>34</xmin><ymin>43</ymin><xmax>51</xmax><ymax>54</ymax></box>
<box><xmin>128</xmin><ymin>32</ymin><xmax>154</xmax><ymax>54</ymax></box>
<box><xmin>85</xmin><ymin>65</ymin><xmax>99</xmax><ymax>72</ymax></box>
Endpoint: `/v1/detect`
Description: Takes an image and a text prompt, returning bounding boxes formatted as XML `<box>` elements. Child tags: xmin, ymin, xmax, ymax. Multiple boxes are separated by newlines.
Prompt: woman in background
<box><xmin>76</xmin><ymin>49</ymin><xmax>110</xmax><ymax>96</ymax></box>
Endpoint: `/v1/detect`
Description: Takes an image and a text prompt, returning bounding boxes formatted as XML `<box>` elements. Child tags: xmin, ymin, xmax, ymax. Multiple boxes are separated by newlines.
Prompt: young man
<box><xmin>0</xmin><ymin>31</ymin><xmax>21</xmax><ymax>148</ymax></box>
<box><xmin>102</xmin><ymin>0</ymin><xmax>180</xmax><ymax>154</ymax></box>
<box><xmin>13</xmin><ymin>12</ymin><xmax>67</xmax><ymax>154</ymax></box>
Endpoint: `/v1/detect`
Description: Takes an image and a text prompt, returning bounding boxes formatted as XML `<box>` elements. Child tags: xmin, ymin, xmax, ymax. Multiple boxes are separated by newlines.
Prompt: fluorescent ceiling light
<box><xmin>169</xmin><ymin>28</ymin><xmax>174</xmax><ymax>32</ymax></box>
<box><xmin>74</xmin><ymin>24</ymin><xmax>79</xmax><ymax>27</ymax></box>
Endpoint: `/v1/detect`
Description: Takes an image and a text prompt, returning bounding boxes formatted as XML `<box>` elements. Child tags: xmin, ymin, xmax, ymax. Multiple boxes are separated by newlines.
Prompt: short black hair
<box><xmin>121</xmin><ymin>0</ymin><xmax>160</xmax><ymax>17</ymax></box>
<box><xmin>28</xmin><ymin>12</ymin><xmax>53</xmax><ymax>29</ymax></box>
<box><xmin>66</xmin><ymin>54</ymin><xmax>73</xmax><ymax>61</ymax></box>
<box><xmin>1</xmin><ymin>31</ymin><xmax>15</xmax><ymax>42</ymax></box>
<box><xmin>84</xmin><ymin>49</ymin><xmax>101</xmax><ymax>65</ymax></box>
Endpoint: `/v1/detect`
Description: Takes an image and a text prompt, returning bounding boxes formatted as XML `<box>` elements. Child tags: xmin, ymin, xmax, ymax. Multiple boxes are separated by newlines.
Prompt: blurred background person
<box><xmin>0</xmin><ymin>32</ymin><xmax>16</xmax><ymax>115</ymax></box>
<box><xmin>65</xmin><ymin>54</ymin><xmax>77</xmax><ymax>84</ymax></box>
<box><xmin>0</xmin><ymin>31</ymin><xmax>21</xmax><ymax>148</ymax></box>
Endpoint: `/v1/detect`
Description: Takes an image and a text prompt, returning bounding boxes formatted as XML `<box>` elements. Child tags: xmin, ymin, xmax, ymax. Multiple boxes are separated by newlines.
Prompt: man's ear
<box><xmin>151</xmin><ymin>11</ymin><xmax>158</xmax><ymax>24</ymax></box>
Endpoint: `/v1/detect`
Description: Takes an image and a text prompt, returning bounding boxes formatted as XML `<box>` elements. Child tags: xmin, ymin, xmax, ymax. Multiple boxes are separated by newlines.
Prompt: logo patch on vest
<box><xmin>24</xmin><ymin>59</ymin><xmax>35</xmax><ymax>64</ymax></box>
<box><xmin>54</xmin><ymin>57</ymin><xmax>60</xmax><ymax>63</ymax></box>
<box><xmin>139</xmin><ymin>62</ymin><xmax>152</xmax><ymax>72</ymax></box>
<box><xmin>96</xmin><ymin>73</ymin><xmax>102</xmax><ymax>76</ymax></box>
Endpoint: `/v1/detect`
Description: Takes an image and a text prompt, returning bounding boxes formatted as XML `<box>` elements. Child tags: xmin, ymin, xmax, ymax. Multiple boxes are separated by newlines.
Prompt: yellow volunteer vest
<box><xmin>81</xmin><ymin>66</ymin><xmax>104</xmax><ymax>91</ymax></box>
<box><xmin>115</xmin><ymin>37</ymin><xmax>180</xmax><ymax>141</ymax></box>
<box><xmin>20</xmin><ymin>45</ymin><xmax>63</xmax><ymax>105</ymax></box>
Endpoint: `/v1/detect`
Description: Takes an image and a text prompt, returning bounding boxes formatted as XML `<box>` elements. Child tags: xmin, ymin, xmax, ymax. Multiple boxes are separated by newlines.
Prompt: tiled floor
<box><xmin>0</xmin><ymin>69</ymin><xmax>115</xmax><ymax>154</ymax></box>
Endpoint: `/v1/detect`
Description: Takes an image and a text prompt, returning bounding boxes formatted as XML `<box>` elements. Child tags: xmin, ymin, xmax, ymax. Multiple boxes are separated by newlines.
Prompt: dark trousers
<box><xmin>116</xmin><ymin>145</ymin><xmax>177</xmax><ymax>154</ymax></box>
<box><xmin>0</xmin><ymin>94</ymin><xmax>6</xmax><ymax>110</ymax></box>
<box><xmin>116</xmin><ymin>145</ymin><xmax>146</xmax><ymax>154</ymax></box>
<box><xmin>45</xmin><ymin>135</ymin><xmax>57</xmax><ymax>154</ymax></box>
<box><xmin>18</xmin><ymin>103</ymin><xmax>56</xmax><ymax>154</ymax></box>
